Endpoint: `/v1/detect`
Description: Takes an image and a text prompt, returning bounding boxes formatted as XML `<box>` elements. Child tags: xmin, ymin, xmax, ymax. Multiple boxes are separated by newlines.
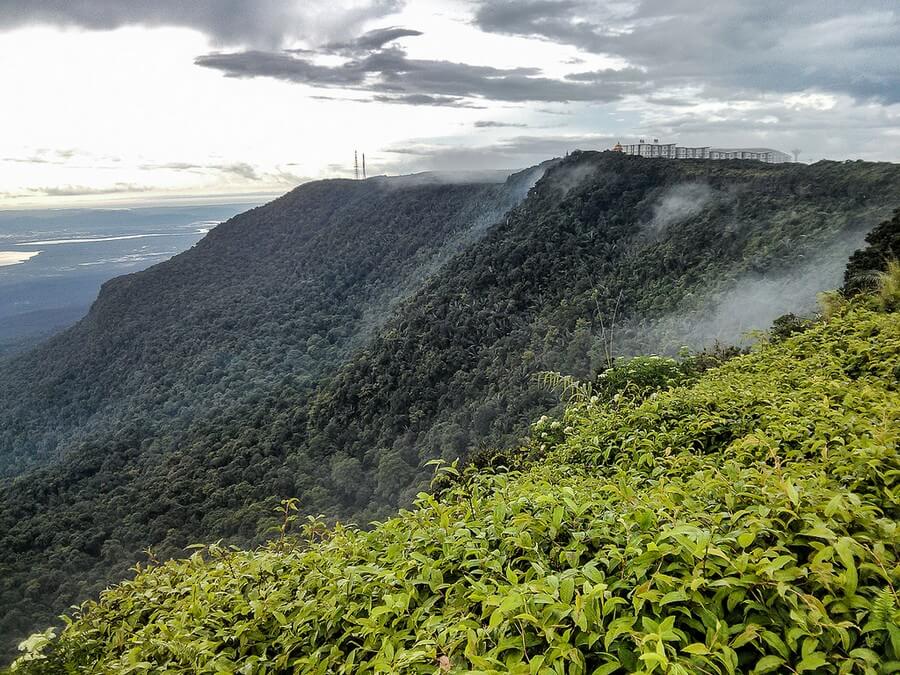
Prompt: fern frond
<box><xmin>534</xmin><ymin>371</ymin><xmax>593</xmax><ymax>404</ymax></box>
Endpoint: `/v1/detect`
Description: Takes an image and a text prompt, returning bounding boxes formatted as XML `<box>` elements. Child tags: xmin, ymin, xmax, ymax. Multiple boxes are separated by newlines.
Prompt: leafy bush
<box><xmin>11</xmin><ymin>297</ymin><xmax>899</xmax><ymax>674</ymax></box>
<box><xmin>844</xmin><ymin>209</ymin><xmax>900</xmax><ymax>296</ymax></box>
<box><xmin>875</xmin><ymin>260</ymin><xmax>900</xmax><ymax>311</ymax></box>
<box><xmin>768</xmin><ymin>313</ymin><xmax>813</xmax><ymax>343</ymax></box>
<box><xmin>593</xmin><ymin>355</ymin><xmax>683</xmax><ymax>399</ymax></box>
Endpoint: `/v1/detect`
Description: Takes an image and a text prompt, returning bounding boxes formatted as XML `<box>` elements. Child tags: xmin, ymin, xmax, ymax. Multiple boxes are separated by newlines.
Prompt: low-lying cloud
<box><xmin>647</xmin><ymin>183</ymin><xmax>715</xmax><ymax>234</ymax></box>
<box><xmin>379</xmin><ymin>134</ymin><xmax>612</xmax><ymax>173</ymax></box>
<box><xmin>621</xmin><ymin>229</ymin><xmax>871</xmax><ymax>354</ymax></box>
<box><xmin>545</xmin><ymin>161</ymin><xmax>597</xmax><ymax>196</ymax></box>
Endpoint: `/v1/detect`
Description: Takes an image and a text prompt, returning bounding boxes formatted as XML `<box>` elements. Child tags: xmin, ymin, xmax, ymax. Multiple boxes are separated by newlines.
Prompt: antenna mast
<box><xmin>362</xmin><ymin>153</ymin><xmax>367</xmax><ymax>179</ymax></box>
<box><xmin>354</xmin><ymin>150</ymin><xmax>359</xmax><ymax>179</ymax></box>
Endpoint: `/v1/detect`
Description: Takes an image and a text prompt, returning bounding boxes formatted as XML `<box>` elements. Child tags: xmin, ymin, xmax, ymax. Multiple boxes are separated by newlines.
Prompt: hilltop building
<box><xmin>612</xmin><ymin>139</ymin><xmax>791</xmax><ymax>163</ymax></box>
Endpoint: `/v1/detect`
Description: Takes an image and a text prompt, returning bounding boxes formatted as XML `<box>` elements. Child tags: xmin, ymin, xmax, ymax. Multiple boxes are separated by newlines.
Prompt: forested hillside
<box><xmin>10</xmin><ymin>261</ymin><xmax>900</xmax><ymax>673</ymax></box>
<box><xmin>2</xmin><ymin>154</ymin><xmax>899</xmax><ymax>661</ymax></box>
<box><xmin>301</xmin><ymin>155</ymin><xmax>900</xmax><ymax>491</ymax></box>
<box><xmin>0</xmin><ymin>169</ymin><xmax>543</xmax><ymax>478</ymax></box>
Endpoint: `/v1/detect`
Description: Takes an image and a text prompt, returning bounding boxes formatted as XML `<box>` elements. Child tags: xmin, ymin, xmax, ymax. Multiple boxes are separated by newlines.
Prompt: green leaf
<box><xmin>752</xmin><ymin>655</ymin><xmax>785</xmax><ymax>673</ymax></box>
<box><xmin>834</xmin><ymin>537</ymin><xmax>858</xmax><ymax>595</ymax></box>
<box><xmin>784</xmin><ymin>479</ymin><xmax>800</xmax><ymax>506</ymax></box>
<box><xmin>682</xmin><ymin>643</ymin><xmax>709</xmax><ymax>655</ymax></box>
<box><xmin>659</xmin><ymin>590</ymin><xmax>688</xmax><ymax>606</ymax></box>
<box><xmin>760</xmin><ymin>631</ymin><xmax>789</xmax><ymax>659</ymax></box>
<box><xmin>591</xmin><ymin>662</ymin><xmax>621</xmax><ymax>675</ymax></box>
<box><xmin>796</xmin><ymin>653</ymin><xmax>828</xmax><ymax>672</ymax></box>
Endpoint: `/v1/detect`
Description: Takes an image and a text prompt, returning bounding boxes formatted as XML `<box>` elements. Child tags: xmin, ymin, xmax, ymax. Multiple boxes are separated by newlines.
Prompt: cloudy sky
<box><xmin>1</xmin><ymin>0</ymin><xmax>898</xmax><ymax>207</ymax></box>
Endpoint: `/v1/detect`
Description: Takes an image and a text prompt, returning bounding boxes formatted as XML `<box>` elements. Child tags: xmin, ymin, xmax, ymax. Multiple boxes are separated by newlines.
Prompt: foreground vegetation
<box><xmin>11</xmin><ymin>266</ymin><xmax>900</xmax><ymax>672</ymax></box>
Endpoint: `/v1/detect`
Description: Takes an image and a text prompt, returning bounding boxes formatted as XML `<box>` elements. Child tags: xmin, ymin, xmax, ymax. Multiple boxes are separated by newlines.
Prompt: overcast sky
<box><xmin>1</xmin><ymin>0</ymin><xmax>898</xmax><ymax>207</ymax></box>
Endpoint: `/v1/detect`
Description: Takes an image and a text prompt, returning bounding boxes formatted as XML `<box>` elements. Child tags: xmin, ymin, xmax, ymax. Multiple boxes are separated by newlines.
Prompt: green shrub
<box><xmin>875</xmin><ymin>260</ymin><xmax>900</xmax><ymax>311</ymax></box>
<box><xmin>9</xmin><ymin>298</ymin><xmax>899</xmax><ymax>674</ymax></box>
<box><xmin>593</xmin><ymin>355</ymin><xmax>683</xmax><ymax>400</ymax></box>
<box><xmin>768</xmin><ymin>313</ymin><xmax>814</xmax><ymax>343</ymax></box>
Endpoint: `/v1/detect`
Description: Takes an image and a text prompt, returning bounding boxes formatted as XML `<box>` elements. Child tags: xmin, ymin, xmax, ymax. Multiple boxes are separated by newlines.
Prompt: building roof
<box><xmin>710</xmin><ymin>147</ymin><xmax>785</xmax><ymax>154</ymax></box>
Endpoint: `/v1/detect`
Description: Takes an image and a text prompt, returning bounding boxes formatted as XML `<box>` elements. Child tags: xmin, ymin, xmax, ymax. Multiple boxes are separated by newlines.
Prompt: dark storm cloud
<box><xmin>473</xmin><ymin>0</ymin><xmax>900</xmax><ymax>102</ymax></box>
<box><xmin>0</xmin><ymin>0</ymin><xmax>404</xmax><ymax>46</ymax></box>
<box><xmin>324</xmin><ymin>26</ymin><xmax>423</xmax><ymax>53</ymax></box>
<box><xmin>195</xmin><ymin>44</ymin><xmax>646</xmax><ymax>104</ymax></box>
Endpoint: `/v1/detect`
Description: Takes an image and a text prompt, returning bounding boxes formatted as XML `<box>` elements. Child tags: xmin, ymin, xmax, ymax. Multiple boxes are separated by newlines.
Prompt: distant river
<box><xmin>0</xmin><ymin>202</ymin><xmax>262</xmax><ymax>356</ymax></box>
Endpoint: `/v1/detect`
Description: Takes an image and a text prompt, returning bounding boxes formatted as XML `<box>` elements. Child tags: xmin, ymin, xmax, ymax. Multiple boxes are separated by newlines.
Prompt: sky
<box><xmin>1</xmin><ymin>0</ymin><xmax>898</xmax><ymax>208</ymax></box>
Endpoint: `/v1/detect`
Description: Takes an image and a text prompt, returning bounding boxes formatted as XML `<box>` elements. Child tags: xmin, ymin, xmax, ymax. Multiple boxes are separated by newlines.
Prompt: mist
<box><xmin>372</xmin><ymin>169</ymin><xmax>515</xmax><ymax>189</ymax></box>
<box><xmin>622</xmin><ymin>229</ymin><xmax>869</xmax><ymax>355</ymax></box>
<box><xmin>353</xmin><ymin>162</ymin><xmax>550</xmax><ymax>346</ymax></box>
<box><xmin>647</xmin><ymin>183</ymin><xmax>715</xmax><ymax>234</ymax></box>
<box><xmin>545</xmin><ymin>161</ymin><xmax>598</xmax><ymax>197</ymax></box>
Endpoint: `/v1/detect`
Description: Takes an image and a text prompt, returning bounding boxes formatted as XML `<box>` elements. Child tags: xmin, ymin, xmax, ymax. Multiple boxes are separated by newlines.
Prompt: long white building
<box><xmin>614</xmin><ymin>139</ymin><xmax>791</xmax><ymax>163</ymax></box>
